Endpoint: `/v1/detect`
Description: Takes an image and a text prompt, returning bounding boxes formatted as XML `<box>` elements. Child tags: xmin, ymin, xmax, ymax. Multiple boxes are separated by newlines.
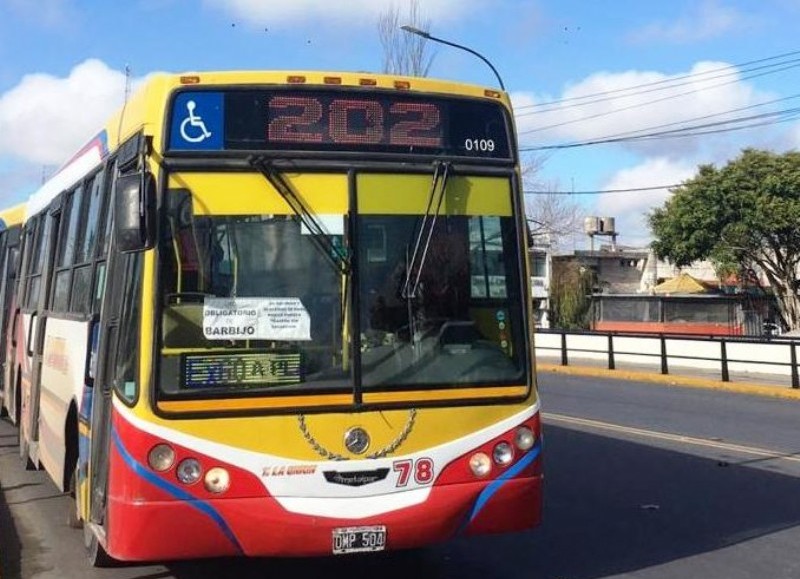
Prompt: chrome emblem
<box><xmin>344</xmin><ymin>427</ymin><xmax>370</xmax><ymax>455</ymax></box>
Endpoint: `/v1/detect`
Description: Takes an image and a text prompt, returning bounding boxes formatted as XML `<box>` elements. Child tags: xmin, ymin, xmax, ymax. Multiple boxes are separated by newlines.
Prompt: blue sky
<box><xmin>2</xmin><ymin>0</ymin><xmax>800</xmax><ymax>246</ymax></box>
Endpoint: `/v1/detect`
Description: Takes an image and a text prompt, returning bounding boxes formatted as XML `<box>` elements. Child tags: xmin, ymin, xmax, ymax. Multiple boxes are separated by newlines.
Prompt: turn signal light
<box><xmin>204</xmin><ymin>467</ymin><xmax>231</xmax><ymax>494</ymax></box>
<box><xmin>469</xmin><ymin>452</ymin><xmax>492</xmax><ymax>477</ymax></box>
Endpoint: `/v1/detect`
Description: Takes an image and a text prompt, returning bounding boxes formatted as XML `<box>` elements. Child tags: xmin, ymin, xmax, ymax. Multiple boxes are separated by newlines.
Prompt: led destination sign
<box><xmin>168</xmin><ymin>89</ymin><xmax>512</xmax><ymax>159</ymax></box>
<box><xmin>182</xmin><ymin>351</ymin><xmax>302</xmax><ymax>389</ymax></box>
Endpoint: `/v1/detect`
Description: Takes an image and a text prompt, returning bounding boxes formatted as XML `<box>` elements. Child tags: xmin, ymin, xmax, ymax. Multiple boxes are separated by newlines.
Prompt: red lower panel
<box><xmin>105</xmin><ymin>451</ymin><xmax>542</xmax><ymax>561</ymax></box>
<box><xmin>104</xmin><ymin>416</ymin><xmax>543</xmax><ymax>561</ymax></box>
<box><xmin>464</xmin><ymin>477</ymin><xmax>543</xmax><ymax>536</ymax></box>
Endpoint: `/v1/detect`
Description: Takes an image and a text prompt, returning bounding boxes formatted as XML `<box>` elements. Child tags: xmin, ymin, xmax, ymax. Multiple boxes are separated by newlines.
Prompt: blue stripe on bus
<box><xmin>460</xmin><ymin>443</ymin><xmax>542</xmax><ymax>532</ymax></box>
<box><xmin>111</xmin><ymin>429</ymin><xmax>244</xmax><ymax>554</ymax></box>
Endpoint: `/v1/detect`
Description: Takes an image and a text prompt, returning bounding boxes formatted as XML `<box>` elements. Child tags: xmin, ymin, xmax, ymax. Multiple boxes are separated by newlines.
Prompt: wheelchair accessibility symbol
<box><xmin>170</xmin><ymin>92</ymin><xmax>223</xmax><ymax>151</ymax></box>
<box><xmin>180</xmin><ymin>100</ymin><xmax>212</xmax><ymax>143</ymax></box>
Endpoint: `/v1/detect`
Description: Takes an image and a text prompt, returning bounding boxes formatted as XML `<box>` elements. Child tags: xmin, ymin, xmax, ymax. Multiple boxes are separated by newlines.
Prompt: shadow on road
<box><xmin>2</xmin><ymin>421</ymin><xmax>800</xmax><ymax>578</ymax></box>
<box><xmin>450</xmin><ymin>424</ymin><xmax>800</xmax><ymax>579</ymax></box>
<box><xmin>155</xmin><ymin>424</ymin><xmax>800</xmax><ymax>579</ymax></box>
<box><xmin>0</xmin><ymin>424</ymin><xmax>24</xmax><ymax>579</ymax></box>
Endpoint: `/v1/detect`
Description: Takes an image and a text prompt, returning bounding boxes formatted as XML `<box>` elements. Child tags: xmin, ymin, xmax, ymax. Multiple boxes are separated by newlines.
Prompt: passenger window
<box><xmin>96</xmin><ymin>163</ymin><xmax>117</xmax><ymax>259</ymax></box>
<box><xmin>70</xmin><ymin>265</ymin><xmax>92</xmax><ymax>313</ymax></box>
<box><xmin>52</xmin><ymin>270</ymin><xmax>72</xmax><ymax>312</ymax></box>
<box><xmin>58</xmin><ymin>187</ymin><xmax>84</xmax><ymax>268</ymax></box>
<box><xmin>31</xmin><ymin>215</ymin><xmax>51</xmax><ymax>276</ymax></box>
<box><xmin>76</xmin><ymin>174</ymin><xmax>103</xmax><ymax>264</ymax></box>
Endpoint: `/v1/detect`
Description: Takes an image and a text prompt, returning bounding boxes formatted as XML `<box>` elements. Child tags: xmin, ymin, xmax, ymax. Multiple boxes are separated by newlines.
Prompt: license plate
<box><xmin>332</xmin><ymin>525</ymin><xmax>387</xmax><ymax>554</ymax></box>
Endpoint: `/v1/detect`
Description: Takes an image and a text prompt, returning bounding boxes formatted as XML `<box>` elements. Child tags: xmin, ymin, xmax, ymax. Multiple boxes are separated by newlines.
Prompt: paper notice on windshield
<box><xmin>203</xmin><ymin>298</ymin><xmax>311</xmax><ymax>341</ymax></box>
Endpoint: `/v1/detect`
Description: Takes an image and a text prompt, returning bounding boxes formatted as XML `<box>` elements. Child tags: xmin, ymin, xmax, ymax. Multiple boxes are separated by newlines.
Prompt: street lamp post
<box><xmin>400</xmin><ymin>25</ymin><xmax>506</xmax><ymax>91</ymax></box>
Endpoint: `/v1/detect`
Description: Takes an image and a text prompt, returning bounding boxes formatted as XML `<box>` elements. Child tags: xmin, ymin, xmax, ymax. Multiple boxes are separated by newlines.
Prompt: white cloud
<box><xmin>628</xmin><ymin>0</ymin><xmax>749</xmax><ymax>44</ymax></box>
<box><xmin>512</xmin><ymin>58</ymin><xmax>800</xmax><ymax>247</ymax></box>
<box><xmin>592</xmin><ymin>158</ymin><xmax>696</xmax><ymax>246</ymax></box>
<box><xmin>0</xmin><ymin>59</ymin><xmax>129</xmax><ymax>166</ymax></box>
<box><xmin>789</xmin><ymin>122</ymin><xmax>800</xmax><ymax>150</ymax></box>
<box><xmin>204</xmin><ymin>0</ymin><xmax>479</xmax><ymax>26</ymax></box>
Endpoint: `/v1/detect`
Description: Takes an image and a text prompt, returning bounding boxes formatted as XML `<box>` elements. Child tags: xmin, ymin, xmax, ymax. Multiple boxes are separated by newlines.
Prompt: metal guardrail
<box><xmin>535</xmin><ymin>329</ymin><xmax>800</xmax><ymax>389</ymax></box>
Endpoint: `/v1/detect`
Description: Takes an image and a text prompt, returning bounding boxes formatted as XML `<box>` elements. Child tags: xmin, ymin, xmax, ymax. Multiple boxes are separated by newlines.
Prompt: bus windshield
<box><xmin>158</xmin><ymin>175</ymin><xmax>527</xmax><ymax>400</ymax></box>
<box><xmin>159</xmin><ymin>202</ymin><xmax>349</xmax><ymax>396</ymax></box>
<box><xmin>358</xmin><ymin>212</ymin><xmax>526</xmax><ymax>388</ymax></box>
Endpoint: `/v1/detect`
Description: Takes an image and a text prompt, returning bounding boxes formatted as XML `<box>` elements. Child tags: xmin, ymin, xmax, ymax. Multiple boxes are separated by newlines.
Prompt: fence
<box><xmin>534</xmin><ymin>329</ymin><xmax>800</xmax><ymax>389</ymax></box>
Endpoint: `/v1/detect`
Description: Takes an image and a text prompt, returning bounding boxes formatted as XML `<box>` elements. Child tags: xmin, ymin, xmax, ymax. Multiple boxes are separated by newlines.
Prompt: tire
<box><xmin>84</xmin><ymin>522</ymin><xmax>117</xmax><ymax>568</ymax></box>
<box><xmin>66</xmin><ymin>464</ymin><xmax>82</xmax><ymax>529</ymax></box>
<box><xmin>18</xmin><ymin>435</ymin><xmax>35</xmax><ymax>470</ymax></box>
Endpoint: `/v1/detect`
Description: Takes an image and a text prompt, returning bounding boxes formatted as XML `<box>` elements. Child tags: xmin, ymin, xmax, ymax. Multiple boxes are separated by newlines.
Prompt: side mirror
<box><xmin>114</xmin><ymin>172</ymin><xmax>156</xmax><ymax>253</ymax></box>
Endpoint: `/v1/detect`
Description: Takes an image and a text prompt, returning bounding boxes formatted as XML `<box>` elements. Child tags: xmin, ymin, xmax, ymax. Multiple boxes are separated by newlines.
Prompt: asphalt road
<box><xmin>2</xmin><ymin>371</ymin><xmax>799</xmax><ymax>579</ymax></box>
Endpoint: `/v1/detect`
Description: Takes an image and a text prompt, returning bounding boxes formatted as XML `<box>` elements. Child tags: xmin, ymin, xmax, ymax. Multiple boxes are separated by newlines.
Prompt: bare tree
<box><xmin>522</xmin><ymin>154</ymin><xmax>583</xmax><ymax>248</ymax></box>
<box><xmin>378</xmin><ymin>1</ymin><xmax>435</xmax><ymax>76</ymax></box>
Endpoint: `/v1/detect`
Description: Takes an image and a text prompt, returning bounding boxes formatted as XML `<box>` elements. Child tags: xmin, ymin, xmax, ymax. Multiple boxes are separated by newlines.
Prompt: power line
<box><xmin>521</xmin><ymin>105</ymin><xmax>800</xmax><ymax>151</ymax></box>
<box><xmin>516</xmin><ymin>60</ymin><xmax>800</xmax><ymax>135</ymax></box>
<box><xmin>536</xmin><ymin>93</ymin><xmax>800</xmax><ymax>144</ymax></box>
<box><xmin>524</xmin><ymin>184</ymin><xmax>682</xmax><ymax>196</ymax></box>
<box><xmin>514</xmin><ymin>47</ymin><xmax>800</xmax><ymax>113</ymax></box>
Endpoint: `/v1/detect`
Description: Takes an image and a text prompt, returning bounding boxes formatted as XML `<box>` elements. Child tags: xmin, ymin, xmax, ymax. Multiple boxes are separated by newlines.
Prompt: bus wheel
<box><xmin>66</xmin><ymin>464</ymin><xmax>82</xmax><ymax>529</ymax></box>
<box><xmin>18</xmin><ymin>437</ymin><xmax>35</xmax><ymax>470</ymax></box>
<box><xmin>84</xmin><ymin>522</ymin><xmax>116</xmax><ymax>568</ymax></box>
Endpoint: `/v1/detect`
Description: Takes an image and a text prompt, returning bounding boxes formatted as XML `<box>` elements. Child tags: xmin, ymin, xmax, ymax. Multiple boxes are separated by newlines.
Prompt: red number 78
<box><xmin>393</xmin><ymin>458</ymin><xmax>434</xmax><ymax>487</ymax></box>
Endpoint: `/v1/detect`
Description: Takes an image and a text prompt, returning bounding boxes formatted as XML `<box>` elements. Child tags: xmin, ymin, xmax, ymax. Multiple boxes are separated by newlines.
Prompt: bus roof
<box><xmin>0</xmin><ymin>203</ymin><xmax>26</xmax><ymax>231</ymax></box>
<box><xmin>133</xmin><ymin>70</ymin><xmax>509</xmax><ymax>101</ymax></box>
<box><xmin>23</xmin><ymin>70</ymin><xmax>512</xmax><ymax>219</ymax></box>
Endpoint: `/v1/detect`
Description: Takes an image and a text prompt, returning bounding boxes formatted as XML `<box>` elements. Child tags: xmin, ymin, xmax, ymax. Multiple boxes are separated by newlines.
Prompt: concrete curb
<box><xmin>537</xmin><ymin>363</ymin><xmax>800</xmax><ymax>401</ymax></box>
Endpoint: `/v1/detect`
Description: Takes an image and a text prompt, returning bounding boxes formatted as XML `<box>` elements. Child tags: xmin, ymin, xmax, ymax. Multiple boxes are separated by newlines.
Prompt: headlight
<box><xmin>514</xmin><ymin>426</ymin><xmax>536</xmax><ymax>451</ymax></box>
<box><xmin>493</xmin><ymin>442</ymin><xmax>514</xmax><ymax>466</ymax></box>
<box><xmin>148</xmin><ymin>444</ymin><xmax>175</xmax><ymax>472</ymax></box>
<box><xmin>469</xmin><ymin>452</ymin><xmax>492</xmax><ymax>477</ymax></box>
<box><xmin>204</xmin><ymin>467</ymin><xmax>231</xmax><ymax>494</ymax></box>
<box><xmin>176</xmin><ymin>458</ymin><xmax>203</xmax><ymax>485</ymax></box>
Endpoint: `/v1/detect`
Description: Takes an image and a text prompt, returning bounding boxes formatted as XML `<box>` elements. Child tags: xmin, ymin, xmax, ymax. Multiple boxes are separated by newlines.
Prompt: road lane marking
<box><xmin>543</xmin><ymin>412</ymin><xmax>800</xmax><ymax>464</ymax></box>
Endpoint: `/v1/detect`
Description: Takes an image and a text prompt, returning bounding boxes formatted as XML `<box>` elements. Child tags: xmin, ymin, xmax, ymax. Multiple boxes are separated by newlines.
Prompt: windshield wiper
<box><xmin>250</xmin><ymin>156</ymin><xmax>350</xmax><ymax>276</ymax></box>
<box><xmin>401</xmin><ymin>160</ymin><xmax>452</xmax><ymax>299</ymax></box>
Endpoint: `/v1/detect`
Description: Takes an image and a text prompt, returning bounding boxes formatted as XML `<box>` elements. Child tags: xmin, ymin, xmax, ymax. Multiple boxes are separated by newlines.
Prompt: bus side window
<box><xmin>113</xmin><ymin>254</ymin><xmax>142</xmax><ymax>403</ymax></box>
<box><xmin>51</xmin><ymin>187</ymin><xmax>83</xmax><ymax>312</ymax></box>
<box><xmin>28</xmin><ymin>214</ymin><xmax>54</xmax><ymax>309</ymax></box>
<box><xmin>91</xmin><ymin>161</ymin><xmax>116</xmax><ymax>315</ymax></box>
<box><xmin>70</xmin><ymin>172</ymin><xmax>105</xmax><ymax>314</ymax></box>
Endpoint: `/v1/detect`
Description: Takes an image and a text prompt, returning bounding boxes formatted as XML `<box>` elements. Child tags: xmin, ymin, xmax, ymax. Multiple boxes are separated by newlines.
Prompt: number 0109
<box><xmin>464</xmin><ymin>138</ymin><xmax>496</xmax><ymax>153</ymax></box>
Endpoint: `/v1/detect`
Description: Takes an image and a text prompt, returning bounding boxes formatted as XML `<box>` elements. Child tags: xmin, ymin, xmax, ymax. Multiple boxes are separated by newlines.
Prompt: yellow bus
<box><xmin>9</xmin><ymin>70</ymin><xmax>542</xmax><ymax>565</ymax></box>
<box><xmin>0</xmin><ymin>202</ymin><xmax>24</xmax><ymax>420</ymax></box>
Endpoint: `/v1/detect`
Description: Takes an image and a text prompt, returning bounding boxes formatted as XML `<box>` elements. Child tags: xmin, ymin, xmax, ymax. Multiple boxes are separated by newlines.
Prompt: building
<box><xmin>528</xmin><ymin>234</ymin><xmax>551</xmax><ymax>328</ymax></box>
<box><xmin>552</xmin><ymin>246</ymin><xmax>650</xmax><ymax>295</ymax></box>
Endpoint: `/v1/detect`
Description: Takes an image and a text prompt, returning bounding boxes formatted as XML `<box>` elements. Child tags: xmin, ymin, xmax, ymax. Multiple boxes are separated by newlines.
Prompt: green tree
<box><xmin>550</xmin><ymin>261</ymin><xmax>594</xmax><ymax>329</ymax></box>
<box><xmin>649</xmin><ymin>148</ymin><xmax>800</xmax><ymax>330</ymax></box>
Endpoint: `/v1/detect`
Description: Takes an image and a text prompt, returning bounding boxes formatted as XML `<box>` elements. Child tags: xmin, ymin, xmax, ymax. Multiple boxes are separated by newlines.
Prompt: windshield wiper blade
<box><xmin>250</xmin><ymin>156</ymin><xmax>350</xmax><ymax>276</ymax></box>
<box><xmin>401</xmin><ymin>160</ymin><xmax>452</xmax><ymax>299</ymax></box>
